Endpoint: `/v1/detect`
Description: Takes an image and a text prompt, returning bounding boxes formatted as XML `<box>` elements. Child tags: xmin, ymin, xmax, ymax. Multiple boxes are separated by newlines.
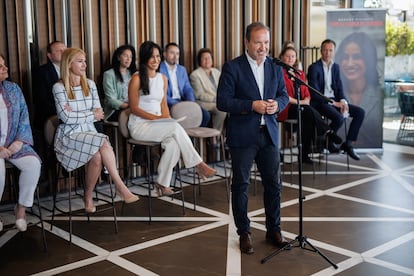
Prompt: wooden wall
<box><xmin>0</xmin><ymin>0</ymin><xmax>310</xmax><ymax>121</ymax></box>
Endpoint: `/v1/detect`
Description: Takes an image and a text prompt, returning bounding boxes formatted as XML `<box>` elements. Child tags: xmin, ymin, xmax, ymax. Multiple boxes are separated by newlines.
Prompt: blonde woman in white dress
<box><xmin>128</xmin><ymin>41</ymin><xmax>216</xmax><ymax>196</ymax></box>
<box><xmin>53</xmin><ymin>48</ymin><xmax>138</xmax><ymax>213</ymax></box>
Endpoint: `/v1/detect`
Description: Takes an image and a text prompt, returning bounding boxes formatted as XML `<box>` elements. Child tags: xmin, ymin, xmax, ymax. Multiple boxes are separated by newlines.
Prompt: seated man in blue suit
<box><xmin>159</xmin><ymin>42</ymin><xmax>210</xmax><ymax>127</ymax></box>
<box><xmin>217</xmin><ymin>22</ymin><xmax>290</xmax><ymax>254</ymax></box>
<box><xmin>307</xmin><ymin>39</ymin><xmax>365</xmax><ymax>161</ymax></box>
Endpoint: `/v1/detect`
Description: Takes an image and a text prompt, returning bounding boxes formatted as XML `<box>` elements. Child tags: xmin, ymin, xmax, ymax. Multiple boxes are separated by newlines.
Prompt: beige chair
<box><xmin>44</xmin><ymin>116</ymin><xmax>118</xmax><ymax>243</ymax></box>
<box><xmin>118</xmin><ymin>109</ymin><xmax>185</xmax><ymax>222</ymax></box>
<box><xmin>170</xmin><ymin>101</ymin><xmax>230</xmax><ymax>209</ymax></box>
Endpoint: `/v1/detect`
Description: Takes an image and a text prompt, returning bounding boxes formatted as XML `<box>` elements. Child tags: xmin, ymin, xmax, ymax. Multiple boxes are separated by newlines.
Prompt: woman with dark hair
<box><xmin>128</xmin><ymin>41</ymin><xmax>216</xmax><ymax>196</ymax></box>
<box><xmin>190</xmin><ymin>48</ymin><xmax>226</xmax><ymax>132</ymax></box>
<box><xmin>335</xmin><ymin>32</ymin><xmax>382</xmax><ymax>148</ymax></box>
<box><xmin>103</xmin><ymin>45</ymin><xmax>137</xmax><ymax>121</ymax></box>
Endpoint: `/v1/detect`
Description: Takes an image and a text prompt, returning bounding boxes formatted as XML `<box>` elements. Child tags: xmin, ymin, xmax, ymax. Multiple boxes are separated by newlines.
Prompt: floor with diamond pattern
<box><xmin>0</xmin><ymin>143</ymin><xmax>413</xmax><ymax>276</ymax></box>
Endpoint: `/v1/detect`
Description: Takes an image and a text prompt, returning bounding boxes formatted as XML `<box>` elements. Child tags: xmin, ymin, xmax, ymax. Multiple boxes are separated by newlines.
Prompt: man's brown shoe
<box><xmin>239</xmin><ymin>232</ymin><xmax>254</xmax><ymax>254</ymax></box>
<box><xmin>266</xmin><ymin>231</ymin><xmax>290</xmax><ymax>249</ymax></box>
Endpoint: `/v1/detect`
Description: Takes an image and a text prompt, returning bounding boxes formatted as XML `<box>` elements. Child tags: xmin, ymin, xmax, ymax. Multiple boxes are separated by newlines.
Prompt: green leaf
<box><xmin>386</xmin><ymin>21</ymin><xmax>414</xmax><ymax>56</ymax></box>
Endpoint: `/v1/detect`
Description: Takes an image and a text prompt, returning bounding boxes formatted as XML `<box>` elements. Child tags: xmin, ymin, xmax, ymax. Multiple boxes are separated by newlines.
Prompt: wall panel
<box><xmin>1</xmin><ymin>0</ymin><xmax>309</xmax><ymax>121</ymax></box>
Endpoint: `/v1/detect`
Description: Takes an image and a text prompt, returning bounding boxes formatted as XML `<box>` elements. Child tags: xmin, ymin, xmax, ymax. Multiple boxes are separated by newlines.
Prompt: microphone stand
<box><xmin>261</xmin><ymin>60</ymin><xmax>338</xmax><ymax>269</ymax></box>
<box><xmin>272</xmin><ymin>58</ymin><xmax>333</xmax><ymax>103</ymax></box>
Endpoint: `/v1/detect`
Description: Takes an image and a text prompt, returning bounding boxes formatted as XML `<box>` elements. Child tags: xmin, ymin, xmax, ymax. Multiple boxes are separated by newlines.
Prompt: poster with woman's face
<box><xmin>327</xmin><ymin>9</ymin><xmax>386</xmax><ymax>149</ymax></box>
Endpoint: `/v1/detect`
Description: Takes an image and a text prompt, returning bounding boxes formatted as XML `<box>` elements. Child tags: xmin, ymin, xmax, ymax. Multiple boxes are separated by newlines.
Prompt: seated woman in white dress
<box><xmin>53</xmin><ymin>48</ymin><xmax>139</xmax><ymax>213</ymax></box>
<box><xmin>128</xmin><ymin>41</ymin><xmax>216</xmax><ymax>196</ymax></box>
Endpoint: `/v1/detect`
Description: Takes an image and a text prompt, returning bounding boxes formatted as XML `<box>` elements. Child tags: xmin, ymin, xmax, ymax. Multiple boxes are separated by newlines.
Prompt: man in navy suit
<box><xmin>217</xmin><ymin>22</ymin><xmax>289</xmax><ymax>254</ymax></box>
<box><xmin>32</xmin><ymin>41</ymin><xmax>66</xmax><ymax>163</ymax></box>
<box><xmin>307</xmin><ymin>39</ymin><xmax>364</xmax><ymax>160</ymax></box>
<box><xmin>159</xmin><ymin>42</ymin><xmax>210</xmax><ymax>127</ymax></box>
<box><xmin>33</xmin><ymin>41</ymin><xmax>66</xmax><ymax>131</ymax></box>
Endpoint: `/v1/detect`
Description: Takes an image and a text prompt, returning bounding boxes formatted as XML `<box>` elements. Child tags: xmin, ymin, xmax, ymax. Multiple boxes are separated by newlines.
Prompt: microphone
<box><xmin>273</xmin><ymin>57</ymin><xmax>299</xmax><ymax>74</ymax></box>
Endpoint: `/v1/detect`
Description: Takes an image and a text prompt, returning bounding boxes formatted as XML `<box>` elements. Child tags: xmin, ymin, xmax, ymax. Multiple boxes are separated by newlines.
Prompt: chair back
<box><xmin>170</xmin><ymin>101</ymin><xmax>202</xmax><ymax>129</ymax></box>
<box><xmin>44</xmin><ymin>115</ymin><xmax>59</xmax><ymax>146</ymax></box>
<box><xmin>118</xmin><ymin>108</ymin><xmax>131</xmax><ymax>139</ymax></box>
<box><xmin>398</xmin><ymin>92</ymin><xmax>414</xmax><ymax>116</ymax></box>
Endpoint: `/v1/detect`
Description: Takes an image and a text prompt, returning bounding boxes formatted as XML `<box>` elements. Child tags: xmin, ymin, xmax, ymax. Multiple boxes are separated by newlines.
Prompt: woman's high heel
<box><xmin>154</xmin><ymin>183</ymin><xmax>174</xmax><ymax>197</ymax></box>
<box><xmin>196</xmin><ymin>162</ymin><xmax>217</xmax><ymax>180</ymax></box>
<box><xmin>117</xmin><ymin>188</ymin><xmax>140</xmax><ymax>203</ymax></box>
<box><xmin>85</xmin><ymin>206</ymin><xmax>96</xmax><ymax>213</ymax></box>
<box><xmin>123</xmin><ymin>194</ymin><xmax>139</xmax><ymax>204</ymax></box>
<box><xmin>84</xmin><ymin>200</ymin><xmax>96</xmax><ymax>213</ymax></box>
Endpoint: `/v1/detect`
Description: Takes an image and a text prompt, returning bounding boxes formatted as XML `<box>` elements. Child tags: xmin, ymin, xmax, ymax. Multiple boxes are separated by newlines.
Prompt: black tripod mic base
<box><xmin>261</xmin><ymin>240</ymin><xmax>294</xmax><ymax>264</ymax></box>
<box><xmin>261</xmin><ymin>235</ymin><xmax>338</xmax><ymax>269</ymax></box>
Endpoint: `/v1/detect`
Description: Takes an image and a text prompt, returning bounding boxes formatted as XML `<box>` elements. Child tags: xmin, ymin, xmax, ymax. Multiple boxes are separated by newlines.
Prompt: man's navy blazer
<box><xmin>307</xmin><ymin>59</ymin><xmax>346</xmax><ymax>106</ymax></box>
<box><xmin>217</xmin><ymin>54</ymin><xmax>289</xmax><ymax>148</ymax></box>
<box><xmin>32</xmin><ymin>60</ymin><xmax>59</xmax><ymax>129</ymax></box>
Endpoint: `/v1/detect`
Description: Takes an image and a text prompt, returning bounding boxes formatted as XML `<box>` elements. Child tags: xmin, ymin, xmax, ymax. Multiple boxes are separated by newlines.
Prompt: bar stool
<box><xmin>320</xmin><ymin>117</ymin><xmax>350</xmax><ymax>175</ymax></box>
<box><xmin>44</xmin><ymin>116</ymin><xmax>118</xmax><ymax>244</ymax></box>
<box><xmin>170</xmin><ymin>101</ymin><xmax>230</xmax><ymax>210</ymax></box>
<box><xmin>118</xmin><ymin>109</ymin><xmax>185</xmax><ymax>223</ymax></box>
<box><xmin>278</xmin><ymin>119</ymin><xmax>299</xmax><ymax>183</ymax></box>
<box><xmin>103</xmin><ymin>120</ymin><xmax>120</xmax><ymax>170</ymax></box>
<box><xmin>101</xmin><ymin>120</ymin><xmax>121</xmax><ymax>199</ymax></box>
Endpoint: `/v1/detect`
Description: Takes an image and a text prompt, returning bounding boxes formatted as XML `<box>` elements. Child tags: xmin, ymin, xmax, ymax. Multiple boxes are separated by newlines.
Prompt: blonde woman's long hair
<box><xmin>60</xmin><ymin>48</ymin><xmax>90</xmax><ymax>99</ymax></box>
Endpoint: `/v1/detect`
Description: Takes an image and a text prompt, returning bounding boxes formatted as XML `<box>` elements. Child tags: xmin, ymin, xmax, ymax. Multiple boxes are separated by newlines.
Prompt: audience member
<box><xmin>0</xmin><ymin>53</ymin><xmax>41</xmax><ymax>232</ymax></box>
<box><xmin>278</xmin><ymin>46</ymin><xmax>342</xmax><ymax>163</ymax></box>
<box><xmin>159</xmin><ymin>42</ymin><xmax>210</xmax><ymax>127</ymax></box>
<box><xmin>307</xmin><ymin>39</ymin><xmax>365</xmax><ymax>160</ymax></box>
<box><xmin>281</xmin><ymin>40</ymin><xmax>303</xmax><ymax>70</ymax></box>
<box><xmin>32</xmin><ymin>41</ymin><xmax>66</xmax><ymax>165</ymax></box>
<box><xmin>103</xmin><ymin>44</ymin><xmax>137</xmax><ymax>122</ymax></box>
<box><xmin>33</xmin><ymin>41</ymin><xmax>66</xmax><ymax>130</ymax></box>
<box><xmin>190</xmin><ymin>48</ymin><xmax>226</xmax><ymax>132</ymax></box>
<box><xmin>53</xmin><ymin>48</ymin><xmax>138</xmax><ymax>213</ymax></box>
<box><xmin>128</xmin><ymin>41</ymin><xmax>216</xmax><ymax>196</ymax></box>
<box><xmin>217</xmin><ymin>22</ymin><xmax>290</xmax><ymax>254</ymax></box>
<box><xmin>335</xmin><ymin>32</ymin><xmax>382</xmax><ymax>148</ymax></box>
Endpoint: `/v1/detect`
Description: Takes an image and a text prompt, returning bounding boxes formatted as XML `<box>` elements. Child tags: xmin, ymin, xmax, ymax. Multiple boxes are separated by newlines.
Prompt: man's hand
<box><xmin>252</xmin><ymin>99</ymin><xmax>278</xmax><ymax>115</ymax></box>
<box><xmin>339</xmin><ymin>100</ymin><xmax>349</xmax><ymax>114</ymax></box>
<box><xmin>332</xmin><ymin>100</ymin><xmax>349</xmax><ymax>114</ymax></box>
<box><xmin>252</xmin><ymin>100</ymin><xmax>268</xmax><ymax>114</ymax></box>
<box><xmin>265</xmin><ymin>99</ymin><xmax>278</xmax><ymax>114</ymax></box>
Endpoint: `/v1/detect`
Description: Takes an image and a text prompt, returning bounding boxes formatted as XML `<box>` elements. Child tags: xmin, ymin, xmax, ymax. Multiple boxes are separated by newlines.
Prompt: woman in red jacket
<box><xmin>278</xmin><ymin>46</ymin><xmax>341</xmax><ymax>163</ymax></box>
